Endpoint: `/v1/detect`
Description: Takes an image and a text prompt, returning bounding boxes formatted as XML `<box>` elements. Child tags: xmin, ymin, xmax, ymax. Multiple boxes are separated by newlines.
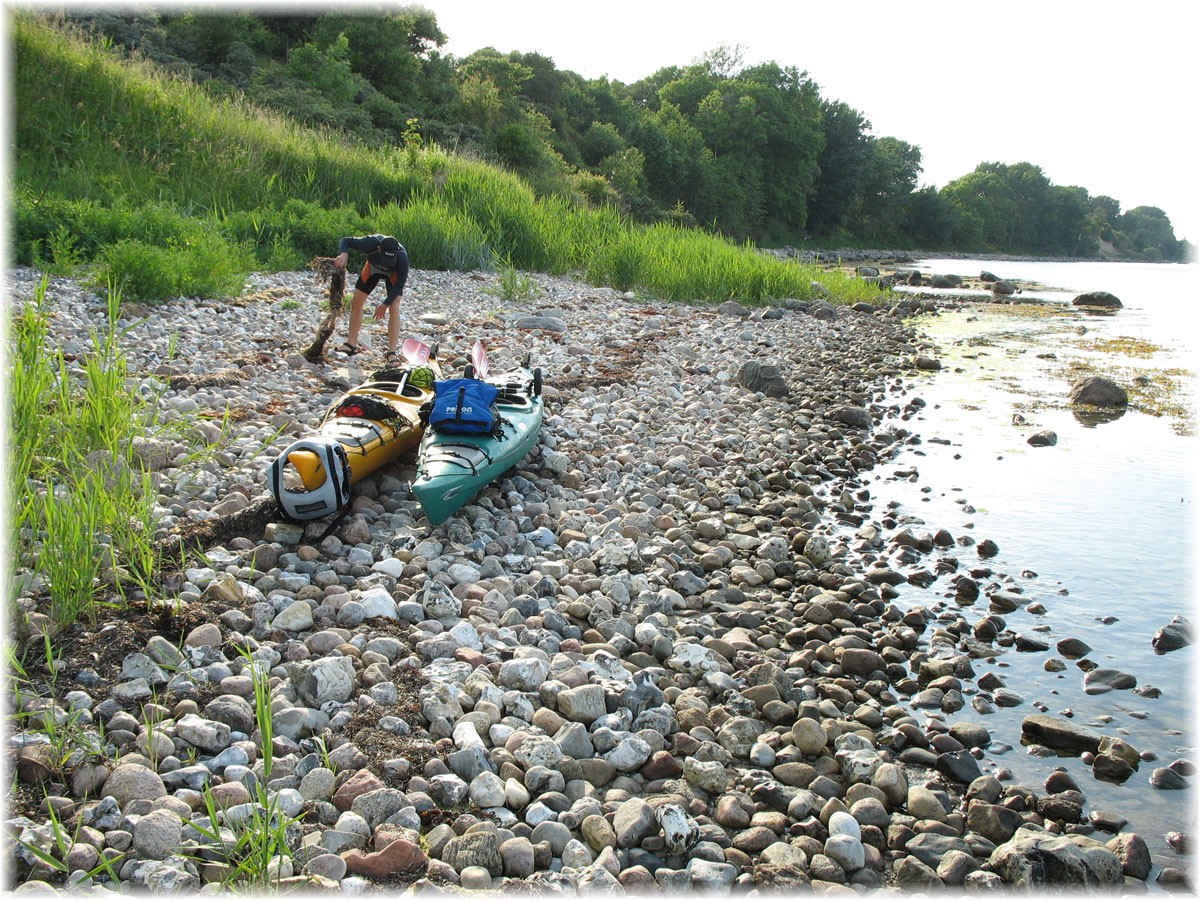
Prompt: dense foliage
<box><xmin>16</xmin><ymin>9</ymin><xmax>1188</xmax><ymax>262</ymax></box>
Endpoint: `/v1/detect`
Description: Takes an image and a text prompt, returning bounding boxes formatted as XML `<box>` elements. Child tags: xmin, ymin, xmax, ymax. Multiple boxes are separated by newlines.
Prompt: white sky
<box><xmin>427</xmin><ymin>0</ymin><xmax>1197</xmax><ymax>244</ymax></box>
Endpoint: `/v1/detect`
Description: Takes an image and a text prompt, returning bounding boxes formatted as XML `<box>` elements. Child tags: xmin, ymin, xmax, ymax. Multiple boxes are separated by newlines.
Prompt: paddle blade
<box><xmin>402</xmin><ymin>338</ymin><xmax>430</xmax><ymax>365</ymax></box>
<box><xmin>471</xmin><ymin>340</ymin><xmax>490</xmax><ymax>379</ymax></box>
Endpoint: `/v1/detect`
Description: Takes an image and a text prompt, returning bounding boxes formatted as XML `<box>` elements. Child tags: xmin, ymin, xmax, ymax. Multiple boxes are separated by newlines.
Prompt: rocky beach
<box><xmin>5</xmin><ymin>263</ymin><xmax>1192</xmax><ymax>894</ymax></box>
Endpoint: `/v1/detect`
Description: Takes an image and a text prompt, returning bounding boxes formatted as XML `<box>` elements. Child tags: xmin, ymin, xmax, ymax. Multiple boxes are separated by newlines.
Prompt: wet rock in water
<box><xmin>1027</xmin><ymin>430</ymin><xmax>1058</xmax><ymax>447</ymax></box>
<box><xmin>1069</xmin><ymin>376</ymin><xmax>1128</xmax><ymax>408</ymax></box>
<box><xmin>1091</xmin><ymin>754</ymin><xmax>1136</xmax><ymax>784</ymax></box>
<box><xmin>1072</xmin><ymin>291</ymin><xmax>1122</xmax><ymax>309</ymax></box>
<box><xmin>1150</xmin><ymin>767</ymin><xmax>1189</xmax><ymax>790</ymax></box>
<box><xmin>915</xmin><ymin>355</ymin><xmax>942</xmax><ymax>370</ymax></box>
<box><xmin>1021</xmin><ymin>715</ymin><xmax>1108</xmax><ymax>755</ymax></box>
<box><xmin>1106</xmin><ymin>833</ymin><xmax>1152</xmax><ymax>880</ymax></box>
<box><xmin>738</xmin><ymin>360</ymin><xmax>789</xmax><ymax>398</ymax></box>
<box><xmin>976</xmin><ymin>538</ymin><xmax>1000</xmax><ymax>558</ymax></box>
<box><xmin>1055</xmin><ymin>637</ymin><xmax>1092</xmax><ymax>659</ymax></box>
<box><xmin>1166</xmin><ymin>832</ymin><xmax>1191</xmax><ymax>854</ymax></box>
<box><xmin>1157</xmin><ymin>867</ymin><xmax>1190</xmax><ymax>887</ymax></box>
<box><xmin>1152</xmin><ymin>615</ymin><xmax>1192</xmax><ymax>652</ymax></box>
<box><xmin>1082</xmin><ymin>668</ymin><xmax>1137</xmax><ymax>695</ymax></box>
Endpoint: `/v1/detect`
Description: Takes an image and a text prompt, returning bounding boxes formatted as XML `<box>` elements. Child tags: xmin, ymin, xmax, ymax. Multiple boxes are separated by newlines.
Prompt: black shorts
<box><xmin>355</xmin><ymin>263</ymin><xmax>403</xmax><ymax>304</ymax></box>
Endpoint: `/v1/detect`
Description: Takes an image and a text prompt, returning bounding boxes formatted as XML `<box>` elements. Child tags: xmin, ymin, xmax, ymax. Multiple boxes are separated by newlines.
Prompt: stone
<box><xmin>132</xmin><ymin>808</ymin><xmax>183</xmax><ymax>860</ymax></box>
<box><xmin>989</xmin><ymin>827</ymin><xmax>1122</xmax><ymax>888</ymax></box>
<box><xmin>341</xmin><ymin>837</ymin><xmax>427</xmax><ymax>878</ymax></box>
<box><xmin>1021</xmin><ymin>714</ymin><xmax>1105</xmax><ymax>755</ymax></box>
<box><xmin>1083</xmin><ymin>668</ymin><xmax>1137</xmax><ymax>694</ymax></box>
<box><xmin>441</xmin><ymin>831</ymin><xmax>502</xmax><ymax>876</ymax></box>
<box><xmin>1106</xmin><ymin>833</ymin><xmax>1152</xmax><ymax>880</ymax></box>
<box><xmin>1153</xmin><ymin>616</ymin><xmax>1192</xmax><ymax>652</ymax></box>
<box><xmin>102</xmin><ymin>763</ymin><xmax>166</xmax><ymax>809</ymax></box>
<box><xmin>739</xmin><ymin>361</ymin><xmax>789</xmax><ymax>398</ymax></box>
<box><xmin>614</xmin><ymin>797</ymin><xmax>658</xmax><ymax>848</ymax></box>
<box><xmin>1069</xmin><ymin>376</ymin><xmax>1127</xmax><ymax>408</ymax></box>
<box><xmin>1072</xmin><ymin>291</ymin><xmax>1122</xmax><ymax>308</ymax></box>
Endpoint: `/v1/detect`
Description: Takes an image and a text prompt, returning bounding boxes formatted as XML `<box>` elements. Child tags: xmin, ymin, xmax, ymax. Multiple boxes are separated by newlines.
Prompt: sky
<box><xmin>426</xmin><ymin>0</ymin><xmax>1197</xmax><ymax>244</ymax></box>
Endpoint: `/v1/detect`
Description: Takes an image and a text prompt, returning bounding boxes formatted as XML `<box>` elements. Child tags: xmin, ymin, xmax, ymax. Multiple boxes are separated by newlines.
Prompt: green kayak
<box><xmin>411</xmin><ymin>345</ymin><xmax>544</xmax><ymax>525</ymax></box>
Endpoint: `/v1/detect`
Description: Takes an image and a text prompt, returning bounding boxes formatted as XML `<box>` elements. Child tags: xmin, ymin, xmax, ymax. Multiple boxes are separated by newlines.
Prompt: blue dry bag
<box><xmin>428</xmin><ymin>379</ymin><xmax>499</xmax><ymax>435</ymax></box>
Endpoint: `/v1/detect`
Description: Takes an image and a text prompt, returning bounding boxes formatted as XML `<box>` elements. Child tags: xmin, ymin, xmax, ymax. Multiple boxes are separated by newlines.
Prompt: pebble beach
<box><xmin>5</xmin><ymin>263</ymin><xmax>1191</xmax><ymax>893</ymax></box>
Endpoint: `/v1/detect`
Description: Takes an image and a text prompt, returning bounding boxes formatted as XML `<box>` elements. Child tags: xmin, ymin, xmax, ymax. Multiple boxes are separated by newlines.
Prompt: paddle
<box><xmin>402</xmin><ymin>338</ymin><xmax>431</xmax><ymax>366</ymax></box>
<box><xmin>470</xmin><ymin>339</ymin><xmax>490</xmax><ymax>380</ymax></box>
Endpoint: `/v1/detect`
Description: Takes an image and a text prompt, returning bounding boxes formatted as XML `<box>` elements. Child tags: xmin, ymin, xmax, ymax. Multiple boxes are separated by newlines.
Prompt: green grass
<box><xmin>8</xmin><ymin>277</ymin><xmax>166</xmax><ymax>625</ymax></box>
<box><xmin>187</xmin><ymin>647</ymin><xmax>297</xmax><ymax>889</ymax></box>
<box><xmin>12</xmin><ymin>13</ymin><xmax>886</xmax><ymax>309</ymax></box>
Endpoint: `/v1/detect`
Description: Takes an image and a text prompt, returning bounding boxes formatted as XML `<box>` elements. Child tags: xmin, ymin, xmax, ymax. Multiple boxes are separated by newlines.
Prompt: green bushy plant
<box><xmin>96</xmin><ymin>239</ymin><xmax>180</xmax><ymax>302</ymax></box>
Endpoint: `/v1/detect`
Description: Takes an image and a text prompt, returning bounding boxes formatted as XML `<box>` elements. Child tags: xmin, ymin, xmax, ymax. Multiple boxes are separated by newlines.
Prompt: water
<box><xmin>877</xmin><ymin>259</ymin><xmax>1198</xmax><ymax>873</ymax></box>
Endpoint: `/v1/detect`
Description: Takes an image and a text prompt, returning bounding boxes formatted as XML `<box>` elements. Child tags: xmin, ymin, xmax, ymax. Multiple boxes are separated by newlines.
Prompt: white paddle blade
<box><xmin>402</xmin><ymin>338</ymin><xmax>430</xmax><ymax>365</ymax></box>
<box><xmin>471</xmin><ymin>340</ymin><xmax>490</xmax><ymax>379</ymax></box>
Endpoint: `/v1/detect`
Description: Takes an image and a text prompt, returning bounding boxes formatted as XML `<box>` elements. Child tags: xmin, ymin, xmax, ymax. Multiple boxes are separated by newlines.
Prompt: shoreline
<box><xmin>5</xmin><ymin>266</ymin><xmax>1187</xmax><ymax>893</ymax></box>
<box><xmin>768</xmin><ymin>247</ymin><xmax>1192</xmax><ymax>267</ymax></box>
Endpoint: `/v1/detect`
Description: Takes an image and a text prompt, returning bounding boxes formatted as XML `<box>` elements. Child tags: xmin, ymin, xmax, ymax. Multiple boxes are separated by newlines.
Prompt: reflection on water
<box><xmin>1072</xmin><ymin>405</ymin><xmax>1128</xmax><ymax>427</ymax></box>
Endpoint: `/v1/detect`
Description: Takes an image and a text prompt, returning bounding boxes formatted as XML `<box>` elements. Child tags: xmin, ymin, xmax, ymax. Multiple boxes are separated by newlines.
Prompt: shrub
<box><xmin>96</xmin><ymin>239</ymin><xmax>179</xmax><ymax>301</ymax></box>
<box><xmin>173</xmin><ymin>231</ymin><xmax>247</xmax><ymax>298</ymax></box>
<box><xmin>280</xmin><ymin>198</ymin><xmax>368</xmax><ymax>260</ymax></box>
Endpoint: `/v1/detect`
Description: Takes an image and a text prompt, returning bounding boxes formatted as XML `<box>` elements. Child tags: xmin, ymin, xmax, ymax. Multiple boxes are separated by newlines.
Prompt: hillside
<box><xmin>11</xmin><ymin>13</ymin><xmax>888</xmax><ymax>307</ymax></box>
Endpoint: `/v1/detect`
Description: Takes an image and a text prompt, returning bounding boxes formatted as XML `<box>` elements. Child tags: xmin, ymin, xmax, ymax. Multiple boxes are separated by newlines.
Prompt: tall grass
<box><xmin>9</xmin><ymin>277</ymin><xmax>163</xmax><ymax>624</ymax></box>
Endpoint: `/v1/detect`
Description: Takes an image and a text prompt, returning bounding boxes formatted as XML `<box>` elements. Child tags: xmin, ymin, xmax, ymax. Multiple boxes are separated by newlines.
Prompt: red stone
<box><xmin>332</xmin><ymin>769</ymin><xmax>384</xmax><ymax>812</ymax></box>
<box><xmin>641</xmin><ymin>750</ymin><xmax>683</xmax><ymax>781</ymax></box>
<box><xmin>454</xmin><ymin>647</ymin><xmax>487</xmax><ymax>668</ymax></box>
<box><xmin>341</xmin><ymin>837</ymin><xmax>427</xmax><ymax>878</ymax></box>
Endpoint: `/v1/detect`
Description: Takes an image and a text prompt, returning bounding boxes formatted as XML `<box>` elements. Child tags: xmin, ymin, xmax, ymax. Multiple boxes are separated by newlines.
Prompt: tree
<box><xmin>851</xmin><ymin>136</ymin><xmax>922</xmax><ymax>242</ymax></box>
<box><xmin>903</xmin><ymin>186</ymin><xmax>956</xmax><ymax>248</ymax></box>
<box><xmin>284</xmin><ymin>33</ymin><xmax>359</xmax><ymax>107</ymax></box>
<box><xmin>1119</xmin><ymin>206</ymin><xmax>1183</xmax><ymax>260</ymax></box>
<box><xmin>312</xmin><ymin>9</ymin><xmax>446</xmax><ymax>112</ymax></box>
<box><xmin>580</xmin><ymin>122</ymin><xmax>626</xmax><ymax>167</ymax></box>
<box><xmin>1043</xmin><ymin>185</ymin><xmax>1096</xmax><ymax>256</ymax></box>
<box><xmin>941</xmin><ymin>169</ymin><xmax>1014</xmax><ymax>249</ymax></box>
<box><xmin>808</xmin><ymin>100</ymin><xmax>871</xmax><ymax>235</ymax></box>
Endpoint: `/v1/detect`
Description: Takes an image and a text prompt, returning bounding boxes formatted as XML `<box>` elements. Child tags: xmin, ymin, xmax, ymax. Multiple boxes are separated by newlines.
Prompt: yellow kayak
<box><xmin>269</xmin><ymin>340</ymin><xmax>439</xmax><ymax>520</ymax></box>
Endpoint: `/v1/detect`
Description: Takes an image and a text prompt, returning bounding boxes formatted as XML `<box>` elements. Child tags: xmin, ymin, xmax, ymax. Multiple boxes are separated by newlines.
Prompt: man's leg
<box><xmin>346</xmin><ymin>289</ymin><xmax>368</xmax><ymax>346</ymax></box>
<box><xmin>386</xmin><ymin>302</ymin><xmax>401</xmax><ymax>353</ymax></box>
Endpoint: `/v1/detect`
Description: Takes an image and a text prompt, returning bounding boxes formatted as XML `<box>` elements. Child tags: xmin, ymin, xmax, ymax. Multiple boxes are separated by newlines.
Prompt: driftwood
<box><xmin>155</xmin><ymin>496</ymin><xmax>282</xmax><ymax>573</ymax></box>
<box><xmin>303</xmin><ymin>257</ymin><xmax>347</xmax><ymax>362</ymax></box>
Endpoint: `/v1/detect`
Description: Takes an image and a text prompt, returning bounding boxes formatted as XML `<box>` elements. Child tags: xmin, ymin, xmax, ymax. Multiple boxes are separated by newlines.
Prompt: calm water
<box><xmin>880</xmin><ymin>259</ymin><xmax>1198</xmax><ymax>873</ymax></box>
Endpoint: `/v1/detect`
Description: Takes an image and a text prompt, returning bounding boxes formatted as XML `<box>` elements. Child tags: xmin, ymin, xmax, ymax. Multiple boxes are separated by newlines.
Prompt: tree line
<box><xmin>68</xmin><ymin>9</ymin><xmax>1187</xmax><ymax>261</ymax></box>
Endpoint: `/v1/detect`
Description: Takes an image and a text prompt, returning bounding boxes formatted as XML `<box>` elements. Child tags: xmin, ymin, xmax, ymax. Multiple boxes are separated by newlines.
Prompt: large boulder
<box><xmin>1020</xmin><ymin>714</ymin><xmax>1104</xmax><ymax>754</ymax></box>
<box><xmin>1153</xmin><ymin>615</ymin><xmax>1192</xmax><ymax>653</ymax></box>
<box><xmin>1072</xmin><ymin>291</ymin><xmax>1122</xmax><ymax>308</ymax></box>
<box><xmin>989</xmin><ymin>827</ymin><xmax>1123</xmax><ymax>888</ymax></box>
<box><xmin>929</xmin><ymin>274</ymin><xmax>961</xmax><ymax>288</ymax></box>
<box><xmin>1069</xmin><ymin>376</ymin><xmax>1127</xmax><ymax>408</ymax></box>
<box><xmin>738</xmin><ymin>361</ymin><xmax>789</xmax><ymax>398</ymax></box>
